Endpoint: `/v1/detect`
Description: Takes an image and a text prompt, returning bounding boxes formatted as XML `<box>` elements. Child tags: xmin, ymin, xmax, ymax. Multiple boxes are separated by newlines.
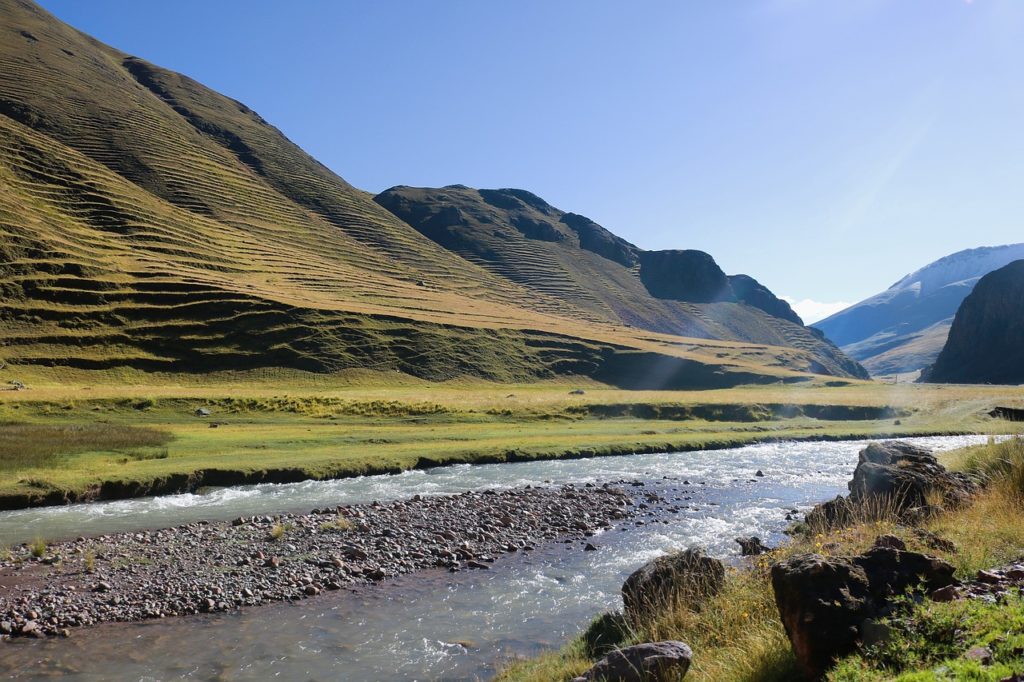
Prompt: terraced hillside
<box><xmin>375</xmin><ymin>185</ymin><xmax>860</xmax><ymax>375</ymax></box>
<box><xmin>0</xmin><ymin>0</ymin><xmax>863</xmax><ymax>386</ymax></box>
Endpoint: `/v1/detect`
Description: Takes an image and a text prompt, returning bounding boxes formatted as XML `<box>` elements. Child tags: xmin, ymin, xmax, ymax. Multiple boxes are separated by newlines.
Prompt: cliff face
<box><xmin>923</xmin><ymin>260</ymin><xmax>1024</xmax><ymax>385</ymax></box>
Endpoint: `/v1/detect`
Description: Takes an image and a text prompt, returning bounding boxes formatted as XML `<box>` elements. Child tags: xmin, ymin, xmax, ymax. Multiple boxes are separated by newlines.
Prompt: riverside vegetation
<box><xmin>497</xmin><ymin>436</ymin><xmax>1024</xmax><ymax>682</ymax></box>
<box><xmin>0</xmin><ymin>371</ymin><xmax>1019</xmax><ymax>509</ymax></box>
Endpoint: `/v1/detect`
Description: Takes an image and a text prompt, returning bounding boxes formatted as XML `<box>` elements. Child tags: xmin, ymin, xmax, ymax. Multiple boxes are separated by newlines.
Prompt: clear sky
<box><xmin>37</xmin><ymin>0</ymin><xmax>1024</xmax><ymax>322</ymax></box>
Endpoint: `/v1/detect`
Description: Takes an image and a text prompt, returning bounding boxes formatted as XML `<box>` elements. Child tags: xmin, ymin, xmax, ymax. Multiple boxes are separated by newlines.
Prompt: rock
<box><xmin>965</xmin><ymin>646</ymin><xmax>993</xmax><ymax>665</ymax></box>
<box><xmin>93</xmin><ymin>581</ymin><xmax>112</xmax><ymax>593</ymax></box>
<box><xmin>872</xmin><ymin>535</ymin><xmax>907</xmax><ymax>551</ymax></box>
<box><xmin>806</xmin><ymin>441</ymin><xmax>979</xmax><ymax>529</ymax></box>
<box><xmin>912</xmin><ymin>528</ymin><xmax>957</xmax><ymax>553</ymax></box>
<box><xmin>755</xmin><ymin>470</ymin><xmax>765</xmax><ymax>477</ymax></box>
<box><xmin>466</xmin><ymin>560</ymin><xmax>490</xmax><ymax>570</ymax></box>
<box><xmin>573</xmin><ymin>641</ymin><xmax>693</xmax><ymax>682</ymax></box>
<box><xmin>569</xmin><ymin>389</ymin><xmax>586</xmax><ymax>395</ymax></box>
<box><xmin>852</xmin><ymin>546</ymin><xmax>956</xmax><ymax>601</ymax></box>
<box><xmin>772</xmin><ymin>546</ymin><xmax>956</xmax><ymax>679</ymax></box>
<box><xmin>622</xmin><ymin>548</ymin><xmax>724</xmax><ymax>624</ymax></box>
<box><xmin>584</xmin><ymin>543</ymin><xmax>599</xmax><ymax>552</ymax></box>
<box><xmin>735</xmin><ymin>536</ymin><xmax>771</xmax><ymax>556</ymax></box>
<box><xmin>771</xmin><ymin>553</ymin><xmax>872</xmax><ymax>680</ymax></box>
<box><xmin>194</xmin><ymin>407</ymin><xmax>211</xmax><ymax>417</ymax></box>
<box><xmin>582</xmin><ymin>611</ymin><xmax>630</xmax><ymax>658</ymax></box>
<box><xmin>929</xmin><ymin>585</ymin><xmax>960</xmax><ymax>602</ymax></box>
<box><xmin>860</xmin><ymin>620</ymin><xmax>892</xmax><ymax>648</ymax></box>
<box><xmin>977</xmin><ymin>569</ymin><xmax>1004</xmax><ymax>584</ymax></box>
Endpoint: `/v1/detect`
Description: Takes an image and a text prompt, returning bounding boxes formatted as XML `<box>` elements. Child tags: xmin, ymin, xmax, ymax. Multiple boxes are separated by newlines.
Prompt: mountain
<box><xmin>375</xmin><ymin>185</ymin><xmax>810</xmax><ymax>329</ymax></box>
<box><xmin>0</xmin><ymin>0</ymin><xmax>863</xmax><ymax>387</ymax></box>
<box><xmin>922</xmin><ymin>260</ymin><xmax>1024</xmax><ymax>385</ymax></box>
<box><xmin>375</xmin><ymin>185</ymin><xmax>862</xmax><ymax>378</ymax></box>
<box><xmin>816</xmin><ymin>244</ymin><xmax>1024</xmax><ymax>376</ymax></box>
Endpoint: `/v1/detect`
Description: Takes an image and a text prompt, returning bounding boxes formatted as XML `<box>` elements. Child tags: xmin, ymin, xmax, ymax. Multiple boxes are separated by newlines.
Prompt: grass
<box><xmin>319</xmin><ymin>515</ymin><xmax>354</xmax><ymax>533</ymax></box>
<box><xmin>0</xmin><ymin>422</ymin><xmax>171</xmax><ymax>473</ymax></box>
<box><xmin>268</xmin><ymin>523</ymin><xmax>287</xmax><ymax>541</ymax></box>
<box><xmin>0</xmin><ymin>379</ymin><xmax>1015</xmax><ymax>507</ymax></box>
<box><xmin>497</xmin><ymin>436</ymin><xmax>1024</xmax><ymax>682</ymax></box>
<box><xmin>28</xmin><ymin>536</ymin><xmax>46</xmax><ymax>558</ymax></box>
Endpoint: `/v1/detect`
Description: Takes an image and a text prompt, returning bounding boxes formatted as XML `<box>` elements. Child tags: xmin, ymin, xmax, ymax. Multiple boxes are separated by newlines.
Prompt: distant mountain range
<box><xmin>0</xmin><ymin>0</ymin><xmax>863</xmax><ymax>387</ymax></box>
<box><xmin>816</xmin><ymin>243</ymin><xmax>1024</xmax><ymax>376</ymax></box>
<box><xmin>924</xmin><ymin>259</ymin><xmax>1024</xmax><ymax>385</ymax></box>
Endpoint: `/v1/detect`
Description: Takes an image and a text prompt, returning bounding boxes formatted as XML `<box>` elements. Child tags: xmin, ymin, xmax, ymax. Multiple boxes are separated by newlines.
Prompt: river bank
<box><xmin>0</xmin><ymin>483</ymin><xmax>652</xmax><ymax>638</ymax></box>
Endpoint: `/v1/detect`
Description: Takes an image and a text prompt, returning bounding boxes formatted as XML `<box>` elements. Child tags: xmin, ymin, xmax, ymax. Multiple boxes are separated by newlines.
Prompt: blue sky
<box><xmin>38</xmin><ymin>0</ymin><xmax>1024</xmax><ymax>321</ymax></box>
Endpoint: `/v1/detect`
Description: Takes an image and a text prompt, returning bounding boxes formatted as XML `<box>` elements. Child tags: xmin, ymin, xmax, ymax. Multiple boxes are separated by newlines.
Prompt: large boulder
<box><xmin>622</xmin><ymin>548</ymin><xmax>725</xmax><ymax>625</ymax></box>
<box><xmin>852</xmin><ymin>546</ymin><xmax>955</xmax><ymax>601</ymax></box>
<box><xmin>573</xmin><ymin>641</ymin><xmax>693</xmax><ymax>682</ymax></box>
<box><xmin>771</xmin><ymin>554</ymin><xmax>872</xmax><ymax>680</ymax></box>
<box><xmin>772</xmin><ymin>544</ymin><xmax>957</xmax><ymax>680</ymax></box>
<box><xmin>806</xmin><ymin>441</ymin><xmax>979</xmax><ymax>529</ymax></box>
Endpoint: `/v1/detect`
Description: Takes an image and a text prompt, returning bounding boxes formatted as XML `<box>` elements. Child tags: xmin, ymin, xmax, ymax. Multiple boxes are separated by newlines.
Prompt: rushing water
<box><xmin>0</xmin><ymin>436</ymin><xmax>991</xmax><ymax>680</ymax></box>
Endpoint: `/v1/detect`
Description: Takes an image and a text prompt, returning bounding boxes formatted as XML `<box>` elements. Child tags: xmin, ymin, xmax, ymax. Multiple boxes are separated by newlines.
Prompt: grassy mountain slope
<box><xmin>0</xmin><ymin>0</ymin><xmax>862</xmax><ymax>386</ymax></box>
<box><xmin>375</xmin><ymin>185</ymin><xmax>863</xmax><ymax>377</ymax></box>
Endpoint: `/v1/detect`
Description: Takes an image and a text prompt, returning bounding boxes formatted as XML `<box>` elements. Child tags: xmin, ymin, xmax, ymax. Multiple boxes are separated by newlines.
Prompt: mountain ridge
<box><xmin>816</xmin><ymin>243</ymin><xmax>1024</xmax><ymax>376</ymax></box>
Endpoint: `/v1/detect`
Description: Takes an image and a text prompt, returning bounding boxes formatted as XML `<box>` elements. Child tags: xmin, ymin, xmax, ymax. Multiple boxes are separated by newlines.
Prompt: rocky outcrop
<box><xmin>621</xmin><ymin>547</ymin><xmax>725</xmax><ymax>625</ymax></box>
<box><xmin>923</xmin><ymin>259</ymin><xmax>1024</xmax><ymax>384</ymax></box>
<box><xmin>805</xmin><ymin>441</ymin><xmax>979</xmax><ymax>529</ymax></box>
<box><xmin>573</xmin><ymin>641</ymin><xmax>693</xmax><ymax>682</ymax></box>
<box><xmin>772</xmin><ymin>544</ymin><xmax>956</xmax><ymax>680</ymax></box>
<box><xmin>637</xmin><ymin>250</ymin><xmax>731</xmax><ymax>303</ymax></box>
<box><xmin>728</xmin><ymin>274</ymin><xmax>803</xmax><ymax>325</ymax></box>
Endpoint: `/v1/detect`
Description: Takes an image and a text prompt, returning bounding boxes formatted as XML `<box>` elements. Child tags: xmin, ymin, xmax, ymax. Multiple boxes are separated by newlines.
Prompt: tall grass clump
<box><xmin>0</xmin><ymin>422</ymin><xmax>172</xmax><ymax>472</ymax></box>
<box><xmin>28</xmin><ymin>537</ymin><xmax>47</xmax><ymax>558</ymax></box>
<box><xmin>955</xmin><ymin>435</ymin><xmax>1024</xmax><ymax>496</ymax></box>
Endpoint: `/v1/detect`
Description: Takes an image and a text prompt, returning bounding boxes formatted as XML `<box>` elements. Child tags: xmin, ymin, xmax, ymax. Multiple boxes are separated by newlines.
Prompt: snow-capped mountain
<box><xmin>816</xmin><ymin>243</ymin><xmax>1024</xmax><ymax>376</ymax></box>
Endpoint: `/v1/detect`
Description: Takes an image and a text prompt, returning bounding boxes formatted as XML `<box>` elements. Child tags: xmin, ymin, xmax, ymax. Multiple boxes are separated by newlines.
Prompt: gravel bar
<box><xmin>0</xmin><ymin>483</ymin><xmax>648</xmax><ymax>639</ymax></box>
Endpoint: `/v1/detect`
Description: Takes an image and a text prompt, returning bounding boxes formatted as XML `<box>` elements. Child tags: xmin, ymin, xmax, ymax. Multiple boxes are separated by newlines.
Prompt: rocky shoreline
<box><xmin>0</xmin><ymin>483</ymin><xmax>648</xmax><ymax>639</ymax></box>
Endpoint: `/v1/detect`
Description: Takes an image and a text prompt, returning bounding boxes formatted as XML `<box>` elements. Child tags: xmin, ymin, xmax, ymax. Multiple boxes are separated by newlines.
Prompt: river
<box><xmin>0</xmin><ymin>435</ymin><xmax>990</xmax><ymax>680</ymax></box>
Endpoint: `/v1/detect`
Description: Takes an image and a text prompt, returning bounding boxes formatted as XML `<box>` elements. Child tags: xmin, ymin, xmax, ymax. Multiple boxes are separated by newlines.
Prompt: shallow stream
<box><xmin>0</xmin><ymin>435</ymin><xmax>989</xmax><ymax>680</ymax></box>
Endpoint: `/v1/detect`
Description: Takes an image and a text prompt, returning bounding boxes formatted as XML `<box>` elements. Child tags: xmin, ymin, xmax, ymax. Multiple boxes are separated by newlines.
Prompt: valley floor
<box><xmin>0</xmin><ymin>368</ymin><xmax>1019</xmax><ymax>510</ymax></box>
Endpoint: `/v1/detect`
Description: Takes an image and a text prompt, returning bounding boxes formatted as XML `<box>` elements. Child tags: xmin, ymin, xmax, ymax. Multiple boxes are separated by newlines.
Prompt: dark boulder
<box><xmin>573</xmin><ymin>640</ymin><xmax>693</xmax><ymax>682</ymax></box>
<box><xmin>582</xmin><ymin>611</ymin><xmax>631</xmax><ymax>658</ymax></box>
<box><xmin>852</xmin><ymin>546</ymin><xmax>956</xmax><ymax>602</ymax></box>
<box><xmin>735</xmin><ymin>536</ymin><xmax>772</xmax><ymax>556</ymax></box>
<box><xmin>622</xmin><ymin>548</ymin><xmax>725</xmax><ymax>625</ymax></box>
<box><xmin>771</xmin><ymin>554</ymin><xmax>872</xmax><ymax>680</ymax></box>
<box><xmin>805</xmin><ymin>441</ymin><xmax>979</xmax><ymax>529</ymax></box>
<box><xmin>772</xmin><ymin>544</ymin><xmax>957</xmax><ymax>680</ymax></box>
